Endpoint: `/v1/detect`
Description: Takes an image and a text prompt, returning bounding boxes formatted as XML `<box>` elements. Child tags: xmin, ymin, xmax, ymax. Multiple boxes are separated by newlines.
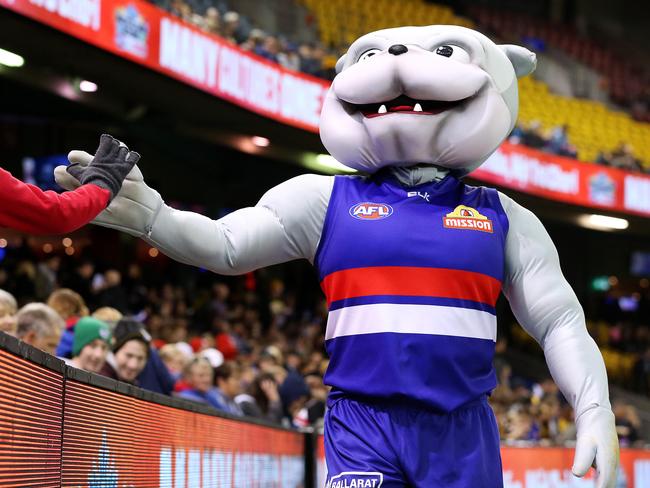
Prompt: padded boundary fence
<box><xmin>0</xmin><ymin>332</ymin><xmax>311</xmax><ymax>487</ymax></box>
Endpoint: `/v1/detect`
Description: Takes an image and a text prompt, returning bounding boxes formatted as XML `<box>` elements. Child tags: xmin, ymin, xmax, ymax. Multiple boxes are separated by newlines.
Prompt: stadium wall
<box><xmin>0</xmin><ymin>332</ymin><xmax>307</xmax><ymax>487</ymax></box>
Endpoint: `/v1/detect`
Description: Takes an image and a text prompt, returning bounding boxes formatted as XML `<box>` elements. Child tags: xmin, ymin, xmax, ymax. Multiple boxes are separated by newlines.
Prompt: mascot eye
<box><xmin>435</xmin><ymin>45</ymin><xmax>470</xmax><ymax>63</ymax></box>
<box><xmin>358</xmin><ymin>48</ymin><xmax>382</xmax><ymax>62</ymax></box>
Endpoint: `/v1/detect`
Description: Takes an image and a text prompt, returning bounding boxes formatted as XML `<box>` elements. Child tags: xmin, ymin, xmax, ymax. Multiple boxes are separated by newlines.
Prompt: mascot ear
<box><xmin>335</xmin><ymin>53</ymin><xmax>347</xmax><ymax>74</ymax></box>
<box><xmin>499</xmin><ymin>44</ymin><xmax>536</xmax><ymax>78</ymax></box>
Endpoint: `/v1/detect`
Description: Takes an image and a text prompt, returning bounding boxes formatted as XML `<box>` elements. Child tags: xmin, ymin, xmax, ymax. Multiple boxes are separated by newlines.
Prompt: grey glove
<box><xmin>69</xmin><ymin>134</ymin><xmax>140</xmax><ymax>201</ymax></box>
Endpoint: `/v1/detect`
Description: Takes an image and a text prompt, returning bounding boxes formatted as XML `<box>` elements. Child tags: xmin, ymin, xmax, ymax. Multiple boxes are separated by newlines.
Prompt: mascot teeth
<box><xmin>414</xmin><ymin>103</ymin><xmax>423</xmax><ymax>112</ymax></box>
<box><xmin>378</xmin><ymin>104</ymin><xmax>387</xmax><ymax>114</ymax></box>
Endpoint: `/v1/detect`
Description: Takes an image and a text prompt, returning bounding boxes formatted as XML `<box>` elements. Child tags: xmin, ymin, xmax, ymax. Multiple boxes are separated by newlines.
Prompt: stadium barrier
<box><xmin>0</xmin><ymin>332</ymin><xmax>307</xmax><ymax>487</ymax></box>
<box><xmin>2</xmin><ymin>329</ymin><xmax>650</xmax><ymax>487</ymax></box>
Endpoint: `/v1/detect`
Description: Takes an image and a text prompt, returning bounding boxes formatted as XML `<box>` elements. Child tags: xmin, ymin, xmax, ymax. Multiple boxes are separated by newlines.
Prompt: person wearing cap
<box><xmin>68</xmin><ymin>316</ymin><xmax>111</xmax><ymax>373</ymax></box>
<box><xmin>100</xmin><ymin>319</ymin><xmax>150</xmax><ymax>385</ymax></box>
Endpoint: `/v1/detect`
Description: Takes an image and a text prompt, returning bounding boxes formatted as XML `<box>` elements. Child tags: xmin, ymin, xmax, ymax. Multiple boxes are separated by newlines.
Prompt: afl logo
<box><xmin>349</xmin><ymin>202</ymin><xmax>393</xmax><ymax>220</ymax></box>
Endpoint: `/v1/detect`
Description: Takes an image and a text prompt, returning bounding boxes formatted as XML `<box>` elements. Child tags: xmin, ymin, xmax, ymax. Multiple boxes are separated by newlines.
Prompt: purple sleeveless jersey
<box><xmin>315</xmin><ymin>172</ymin><xmax>509</xmax><ymax>412</ymax></box>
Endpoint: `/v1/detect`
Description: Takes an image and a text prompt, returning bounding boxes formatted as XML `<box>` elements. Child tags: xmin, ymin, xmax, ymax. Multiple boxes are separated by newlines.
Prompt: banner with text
<box><xmin>0</xmin><ymin>0</ymin><xmax>329</xmax><ymax>132</ymax></box>
<box><xmin>472</xmin><ymin>142</ymin><xmax>650</xmax><ymax>218</ymax></box>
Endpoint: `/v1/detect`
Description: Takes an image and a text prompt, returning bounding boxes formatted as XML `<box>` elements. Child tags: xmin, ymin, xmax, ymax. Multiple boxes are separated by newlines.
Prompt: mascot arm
<box><xmin>55</xmin><ymin>152</ymin><xmax>333</xmax><ymax>274</ymax></box>
<box><xmin>499</xmin><ymin>192</ymin><xmax>618</xmax><ymax>487</ymax></box>
<box><xmin>145</xmin><ymin>174</ymin><xmax>333</xmax><ymax>274</ymax></box>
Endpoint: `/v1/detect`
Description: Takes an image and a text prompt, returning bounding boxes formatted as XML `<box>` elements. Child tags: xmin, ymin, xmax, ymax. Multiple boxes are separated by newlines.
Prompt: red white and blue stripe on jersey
<box><xmin>315</xmin><ymin>172</ymin><xmax>509</xmax><ymax>412</ymax></box>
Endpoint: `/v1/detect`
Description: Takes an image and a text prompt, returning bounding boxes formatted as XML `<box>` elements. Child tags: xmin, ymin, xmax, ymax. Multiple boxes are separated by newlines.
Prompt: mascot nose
<box><xmin>388</xmin><ymin>44</ymin><xmax>408</xmax><ymax>56</ymax></box>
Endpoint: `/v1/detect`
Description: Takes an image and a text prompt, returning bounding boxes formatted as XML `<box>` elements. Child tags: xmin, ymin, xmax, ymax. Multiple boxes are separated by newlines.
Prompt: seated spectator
<box><xmin>137</xmin><ymin>346</ymin><xmax>176</xmax><ymax>395</ymax></box>
<box><xmin>304</xmin><ymin>373</ymin><xmax>327</xmax><ymax>425</ymax></box>
<box><xmin>235</xmin><ymin>372</ymin><xmax>282</xmax><ymax>423</ymax></box>
<box><xmin>0</xmin><ymin>289</ymin><xmax>17</xmax><ymax>336</ymax></box>
<box><xmin>610</xmin><ymin>143</ymin><xmax>642</xmax><ymax>172</ymax></box>
<box><xmin>277</xmin><ymin>41</ymin><xmax>300</xmax><ymax>72</ymax></box>
<box><xmin>177</xmin><ymin>356</ymin><xmax>232</xmax><ymax>411</ymax></box>
<box><xmin>279</xmin><ymin>370</ymin><xmax>310</xmax><ymax>428</ymax></box>
<box><xmin>203</xmin><ymin>7</ymin><xmax>220</xmax><ymax>35</ymax></box>
<box><xmin>67</xmin><ymin>316</ymin><xmax>111</xmax><ymax>373</ymax></box>
<box><xmin>222</xmin><ymin>11</ymin><xmax>247</xmax><ymax>44</ymax></box>
<box><xmin>160</xmin><ymin>343</ymin><xmax>189</xmax><ymax>382</ymax></box>
<box><xmin>15</xmin><ymin>303</ymin><xmax>64</xmax><ymax>355</ymax></box>
<box><xmin>101</xmin><ymin>319</ymin><xmax>151</xmax><ymax>385</ymax></box>
<box><xmin>521</xmin><ymin>120</ymin><xmax>547</xmax><ymax>149</ymax></box>
<box><xmin>96</xmin><ymin>270</ymin><xmax>128</xmax><ymax>313</ymax></box>
<box><xmin>255</xmin><ymin>36</ymin><xmax>280</xmax><ymax>63</ymax></box>
<box><xmin>49</xmin><ymin>288</ymin><xmax>88</xmax><ymax>358</ymax></box>
<box><xmin>92</xmin><ymin>307</ymin><xmax>123</xmax><ymax>328</ymax></box>
<box><xmin>213</xmin><ymin>363</ymin><xmax>244</xmax><ymax>416</ymax></box>
<box><xmin>613</xmin><ymin>400</ymin><xmax>641</xmax><ymax>447</ymax></box>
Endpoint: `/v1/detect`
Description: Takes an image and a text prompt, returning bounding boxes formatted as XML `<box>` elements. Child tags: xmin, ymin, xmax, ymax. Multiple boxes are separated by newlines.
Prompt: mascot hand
<box><xmin>572</xmin><ymin>406</ymin><xmax>619</xmax><ymax>488</ymax></box>
<box><xmin>54</xmin><ymin>142</ymin><xmax>163</xmax><ymax>237</ymax></box>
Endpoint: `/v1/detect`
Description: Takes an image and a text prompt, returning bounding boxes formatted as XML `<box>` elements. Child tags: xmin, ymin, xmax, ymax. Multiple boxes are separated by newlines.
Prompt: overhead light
<box><xmin>302</xmin><ymin>153</ymin><xmax>356</xmax><ymax>174</ymax></box>
<box><xmin>0</xmin><ymin>48</ymin><xmax>24</xmax><ymax>68</ymax></box>
<box><xmin>251</xmin><ymin>136</ymin><xmax>270</xmax><ymax>147</ymax></box>
<box><xmin>79</xmin><ymin>80</ymin><xmax>98</xmax><ymax>92</ymax></box>
<box><xmin>577</xmin><ymin>214</ymin><xmax>628</xmax><ymax>231</ymax></box>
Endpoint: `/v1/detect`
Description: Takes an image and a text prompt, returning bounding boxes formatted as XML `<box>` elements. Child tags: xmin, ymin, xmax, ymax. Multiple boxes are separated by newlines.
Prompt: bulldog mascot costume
<box><xmin>57</xmin><ymin>26</ymin><xmax>618</xmax><ymax>488</ymax></box>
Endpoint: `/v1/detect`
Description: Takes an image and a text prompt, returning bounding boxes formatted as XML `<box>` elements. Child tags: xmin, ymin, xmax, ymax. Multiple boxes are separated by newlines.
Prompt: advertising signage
<box><xmin>0</xmin><ymin>0</ymin><xmax>328</xmax><ymax>132</ymax></box>
<box><xmin>472</xmin><ymin>142</ymin><xmax>650</xmax><ymax>218</ymax></box>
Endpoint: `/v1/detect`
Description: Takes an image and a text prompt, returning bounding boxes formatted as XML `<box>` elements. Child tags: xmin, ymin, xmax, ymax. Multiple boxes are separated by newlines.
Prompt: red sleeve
<box><xmin>0</xmin><ymin>168</ymin><xmax>110</xmax><ymax>235</ymax></box>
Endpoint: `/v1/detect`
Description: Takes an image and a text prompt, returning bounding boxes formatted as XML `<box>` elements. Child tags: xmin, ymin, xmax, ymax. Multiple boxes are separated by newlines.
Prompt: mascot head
<box><xmin>319</xmin><ymin>25</ymin><xmax>536</xmax><ymax>174</ymax></box>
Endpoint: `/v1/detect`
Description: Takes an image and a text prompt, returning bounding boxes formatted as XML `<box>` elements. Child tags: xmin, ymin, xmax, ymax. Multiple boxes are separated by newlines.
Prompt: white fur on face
<box><xmin>319</xmin><ymin>25</ymin><xmax>532</xmax><ymax>174</ymax></box>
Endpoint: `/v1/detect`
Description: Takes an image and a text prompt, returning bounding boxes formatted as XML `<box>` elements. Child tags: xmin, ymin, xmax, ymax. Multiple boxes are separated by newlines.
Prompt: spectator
<box><xmin>67</xmin><ymin>316</ymin><xmax>111</xmax><ymax>373</ymax></box>
<box><xmin>101</xmin><ymin>319</ymin><xmax>151</xmax><ymax>385</ymax></box>
<box><xmin>15</xmin><ymin>303</ymin><xmax>64</xmax><ymax>355</ymax></box>
<box><xmin>277</xmin><ymin>41</ymin><xmax>301</xmax><ymax>72</ymax></box>
<box><xmin>177</xmin><ymin>356</ymin><xmax>227</xmax><ymax>410</ymax></box>
<box><xmin>609</xmin><ymin>143</ymin><xmax>642</xmax><ymax>172</ymax></box>
<box><xmin>35</xmin><ymin>255</ymin><xmax>60</xmax><ymax>300</ymax></box>
<box><xmin>222</xmin><ymin>11</ymin><xmax>246</xmax><ymax>44</ymax></box>
<box><xmin>255</xmin><ymin>36</ymin><xmax>280</xmax><ymax>63</ymax></box>
<box><xmin>613</xmin><ymin>400</ymin><xmax>641</xmax><ymax>447</ymax></box>
<box><xmin>213</xmin><ymin>363</ymin><xmax>244</xmax><ymax>416</ymax></box>
<box><xmin>62</xmin><ymin>260</ymin><xmax>95</xmax><ymax>305</ymax></box>
<box><xmin>521</xmin><ymin>120</ymin><xmax>547</xmax><ymax>149</ymax></box>
<box><xmin>96</xmin><ymin>269</ymin><xmax>128</xmax><ymax>313</ymax></box>
<box><xmin>160</xmin><ymin>343</ymin><xmax>189</xmax><ymax>381</ymax></box>
<box><xmin>236</xmin><ymin>372</ymin><xmax>283</xmax><ymax>423</ymax></box>
<box><xmin>279</xmin><ymin>370</ymin><xmax>310</xmax><ymax>428</ymax></box>
<box><xmin>92</xmin><ymin>307</ymin><xmax>123</xmax><ymax>327</ymax></box>
<box><xmin>0</xmin><ymin>289</ymin><xmax>17</xmax><ymax>336</ymax></box>
<box><xmin>49</xmin><ymin>288</ymin><xmax>88</xmax><ymax>358</ymax></box>
<box><xmin>203</xmin><ymin>7</ymin><xmax>220</xmax><ymax>35</ymax></box>
<box><xmin>138</xmin><ymin>346</ymin><xmax>177</xmax><ymax>395</ymax></box>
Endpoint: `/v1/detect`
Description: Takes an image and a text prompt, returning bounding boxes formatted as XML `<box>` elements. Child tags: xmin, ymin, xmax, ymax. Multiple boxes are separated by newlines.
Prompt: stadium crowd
<box><xmin>509</xmin><ymin>122</ymin><xmax>648</xmax><ymax>173</ymax></box>
<box><xmin>0</xmin><ymin>242</ymin><xmax>647</xmax><ymax>445</ymax></box>
<box><xmin>153</xmin><ymin>0</ymin><xmax>338</xmax><ymax>79</ymax></box>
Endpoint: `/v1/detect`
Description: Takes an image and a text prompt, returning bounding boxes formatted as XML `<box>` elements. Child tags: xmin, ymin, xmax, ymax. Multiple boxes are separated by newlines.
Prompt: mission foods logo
<box><xmin>443</xmin><ymin>205</ymin><xmax>493</xmax><ymax>233</ymax></box>
<box><xmin>349</xmin><ymin>202</ymin><xmax>393</xmax><ymax>220</ymax></box>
